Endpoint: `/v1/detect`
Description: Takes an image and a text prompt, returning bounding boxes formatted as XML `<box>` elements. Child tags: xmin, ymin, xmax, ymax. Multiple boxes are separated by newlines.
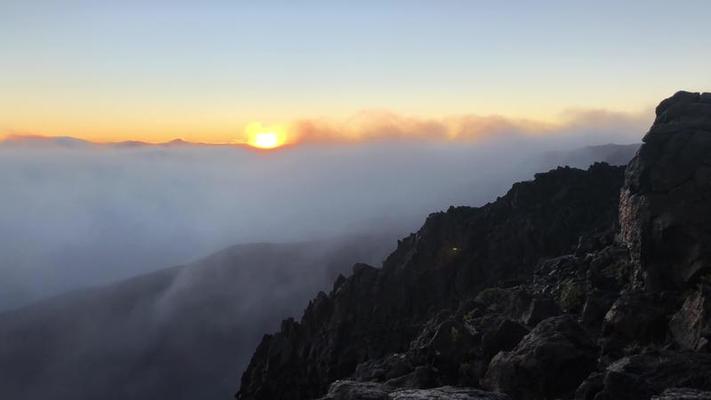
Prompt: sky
<box><xmin>1</xmin><ymin>0</ymin><xmax>710</xmax><ymax>144</ymax></box>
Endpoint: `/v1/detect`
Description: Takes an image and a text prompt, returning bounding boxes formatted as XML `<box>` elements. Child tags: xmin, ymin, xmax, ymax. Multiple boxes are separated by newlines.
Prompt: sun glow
<box><xmin>244</xmin><ymin>122</ymin><xmax>288</xmax><ymax>149</ymax></box>
<box><xmin>253</xmin><ymin>132</ymin><xmax>279</xmax><ymax>148</ymax></box>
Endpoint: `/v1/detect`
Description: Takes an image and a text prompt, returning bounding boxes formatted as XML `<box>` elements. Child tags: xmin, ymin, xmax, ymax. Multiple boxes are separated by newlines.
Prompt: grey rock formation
<box><xmin>620</xmin><ymin>91</ymin><xmax>711</xmax><ymax>290</ymax></box>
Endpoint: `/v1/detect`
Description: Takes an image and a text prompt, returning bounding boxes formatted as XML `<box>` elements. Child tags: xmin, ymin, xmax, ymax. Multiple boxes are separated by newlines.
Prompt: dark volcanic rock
<box><xmin>576</xmin><ymin>351</ymin><xmax>711</xmax><ymax>400</ymax></box>
<box><xmin>408</xmin><ymin>315</ymin><xmax>479</xmax><ymax>383</ymax></box>
<box><xmin>652</xmin><ymin>388</ymin><xmax>711</xmax><ymax>400</ymax></box>
<box><xmin>620</xmin><ymin>91</ymin><xmax>711</xmax><ymax>291</ymax></box>
<box><xmin>599</xmin><ymin>292</ymin><xmax>676</xmax><ymax>357</ymax></box>
<box><xmin>390</xmin><ymin>386</ymin><xmax>510</xmax><ymax>400</ymax></box>
<box><xmin>317</xmin><ymin>381</ymin><xmax>510</xmax><ymax>400</ymax></box>
<box><xmin>670</xmin><ymin>285</ymin><xmax>711</xmax><ymax>352</ymax></box>
<box><xmin>237</xmin><ymin>164</ymin><xmax>625</xmax><ymax>400</ymax></box>
<box><xmin>318</xmin><ymin>380</ymin><xmax>390</xmax><ymax>400</ymax></box>
<box><xmin>479</xmin><ymin>318</ymin><xmax>530</xmax><ymax>363</ymax></box>
<box><xmin>482</xmin><ymin>315</ymin><xmax>597</xmax><ymax>400</ymax></box>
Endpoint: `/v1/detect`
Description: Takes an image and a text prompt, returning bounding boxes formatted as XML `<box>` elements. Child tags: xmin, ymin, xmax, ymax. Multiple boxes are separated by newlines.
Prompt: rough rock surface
<box><xmin>238</xmin><ymin>92</ymin><xmax>711</xmax><ymax>400</ymax></box>
<box><xmin>482</xmin><ymin>315</ymin><xmax>597</xmax><ymax>400</ymax></box>
<box><xmin>652</xmin><ymin>388</ymin><xmax>711</xmax><ymax>400</ymax></box>
<box><xmin>670</xmin><ymin>285</ymin><xmax>711</xmax><ymax>352</ymax></box>
<box><xmin>620</xmin><ymin>91</ymin><xmax>711</xmax><ymax>290</ymax></box>
<box><xmin>238</xmin><ymin>163</ymin><xmax>624</xmax><ymax>400</ymax></box>
<box><xmin>576</xmin><ymin>351</ymin><xmax>711</xmax><ymax>400</ymax></box>
<box><xmin>317</xmin><ymin>381</ymin><xmax>510</xmax><ymax>400</ymax></box>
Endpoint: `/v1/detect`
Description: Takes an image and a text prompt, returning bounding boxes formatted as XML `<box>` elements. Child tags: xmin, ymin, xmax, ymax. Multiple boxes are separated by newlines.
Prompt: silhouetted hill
<box><xmin>0</xmin><ymin>235</ymin><xmax>396</xmax><ymax>399</ymax></box>
<box><xmin>238</xmin><ymin>92</ymin><xmax>711</xmax><ymax>400</ymax></box>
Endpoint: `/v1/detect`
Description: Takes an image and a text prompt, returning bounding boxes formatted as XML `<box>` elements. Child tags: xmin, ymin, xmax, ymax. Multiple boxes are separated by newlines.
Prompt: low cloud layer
<box><xmin>282</xmin><ymin>108</ymin><xmax>650</xmax><ymax>145</ymax></box>
<box><xmin>0</xmin><ymin>109</ymin><xmax>648</xmax><ymax>310</ymax></box>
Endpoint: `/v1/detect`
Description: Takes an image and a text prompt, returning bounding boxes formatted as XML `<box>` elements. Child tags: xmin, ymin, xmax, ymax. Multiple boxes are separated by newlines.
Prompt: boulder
<box><xmin>576</xmin><ymin>351</ymin><xmax>711</xmax><ymax>400</ymax></box>
<box><xmin>600</xmin><ymin>292</ymin><xmax>673</xmax><ymax>355</ymax></box>
<box><xmin>479</xmin><ymin>318</ymin><xmax>529</xmax><ymax>362</ymax></box>
<box><xmin>409</xmin><ymin>315</ymin><xmax>478</xmax><ymax>382</ymax></box>
<box><xmin>482</xmin><ymin>315</ymin><xmax>597</xmax><ymax>400</ymax></box>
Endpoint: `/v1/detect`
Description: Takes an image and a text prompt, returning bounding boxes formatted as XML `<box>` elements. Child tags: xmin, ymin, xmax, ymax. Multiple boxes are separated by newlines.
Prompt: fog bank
<box><xmin>0</xmin><ymin>116</ymin><xmax>645</xmax><ymax>309</ymax></box>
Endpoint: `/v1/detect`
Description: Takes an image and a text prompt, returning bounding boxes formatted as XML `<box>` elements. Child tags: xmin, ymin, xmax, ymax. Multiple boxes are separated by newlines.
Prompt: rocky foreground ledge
<box><xmin>237</xmin><ymin>92</ymin><xmax>711</xmax><ymax>400</ymax></box>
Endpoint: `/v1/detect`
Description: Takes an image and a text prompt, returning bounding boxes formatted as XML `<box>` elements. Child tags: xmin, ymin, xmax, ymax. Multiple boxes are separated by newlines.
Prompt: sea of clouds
<box><xmin>0</xmin><ymin>109</ymin><xmax>648</xmax><ymax>310</ymax></box>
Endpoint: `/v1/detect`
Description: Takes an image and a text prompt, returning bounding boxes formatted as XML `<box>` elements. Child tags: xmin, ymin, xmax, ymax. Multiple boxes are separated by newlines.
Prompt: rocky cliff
<box><xmin>237</xmin><ymin>91</ymin><xmax>711</xmax><ymax>400</ymax></box>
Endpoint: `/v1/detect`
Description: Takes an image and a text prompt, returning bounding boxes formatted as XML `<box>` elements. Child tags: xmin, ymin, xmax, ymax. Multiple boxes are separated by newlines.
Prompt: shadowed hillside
<box><xmin>0</xmin><ymin>235</ymin><xmax>396</xmax><ymax>400</ymax></box>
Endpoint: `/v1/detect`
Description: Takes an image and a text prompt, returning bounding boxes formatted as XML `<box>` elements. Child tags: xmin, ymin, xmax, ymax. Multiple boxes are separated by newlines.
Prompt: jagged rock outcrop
<box><xmin>237</xmin><ymin>163</ymin><xmax>625</xmax><ymax>400</ymax></box>
<box><xmin>238</xmin><ymin>91</ymin><xmax>711</xmax><ymax>400</ymax></box>
<box><xmin>482</xmin><ymin>315</ymin><xmax>597</xmax><ymax>400</ymax></box>
<box><xmin>620</xmin><ymin>91</ymin><xmax>711</xmax><ymax>290</ymax></box>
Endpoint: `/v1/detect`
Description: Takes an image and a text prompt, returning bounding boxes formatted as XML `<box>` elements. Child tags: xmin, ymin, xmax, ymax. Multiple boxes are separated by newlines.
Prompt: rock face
<box><xmin>238</xmin><ymin>91</ymin><xmax>711</xmax><ymax>400</ymax></box>
<box><xmin>482</xmin><ymin>315</ymin><xmax>597</xmax><ymax>400</ymax></box>
<box><xmin>317</xmin><ymin>381</ymin><xmax>510</xmax><ymax>400</ymax></box>
<box><xmin>670</xmin><ymin>285</ymin><xmax>711</xmax><ymax>351</ymax></box>
<box><xmin>576</xmin><ymin>351</ymin><xmax>711</xmax><ymax>400</ymax></box>
<box><xmin>237</xmin><ymin>164</ymin><xmax>625</xmax><ymax>400</ymax></box>
<box><xmin>652</xmin><ymin>388</ymin><xmax>711</xmax><ymax>400</ymax></box>
<box><xmin>620</xmin><ymin>91</ymin><xmax>711</xmax><ymax>290</ymax></box>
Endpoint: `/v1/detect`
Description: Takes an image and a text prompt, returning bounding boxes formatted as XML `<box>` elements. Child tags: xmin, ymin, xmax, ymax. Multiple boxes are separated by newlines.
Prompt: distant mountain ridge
<box><xmin>0</xmin><ymin>236</ymin><xmax>396</xmax><ymax>400</ymax></box>
<box><xmin>0</xmin><ymin>134</ymin><xmax>226</xmax><ymax>148</ymax></box>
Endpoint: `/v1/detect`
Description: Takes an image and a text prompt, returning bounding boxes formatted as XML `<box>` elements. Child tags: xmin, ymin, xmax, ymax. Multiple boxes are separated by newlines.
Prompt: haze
<box><xmin>0</xmin><ymin>112</ymin><xmax>644</xmax><ymax>310</ymax></box>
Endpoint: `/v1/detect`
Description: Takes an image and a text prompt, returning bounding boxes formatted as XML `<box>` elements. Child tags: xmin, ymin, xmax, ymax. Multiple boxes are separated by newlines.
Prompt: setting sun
<box><xmin>244</xmin><ymin>122</ymin><xmax>288</xmax><ymax>149</ymax></box>
<box><xmin>253</xmin><ymin>132</ymin><xmax>279</xmax><ymax>149</ymax></box>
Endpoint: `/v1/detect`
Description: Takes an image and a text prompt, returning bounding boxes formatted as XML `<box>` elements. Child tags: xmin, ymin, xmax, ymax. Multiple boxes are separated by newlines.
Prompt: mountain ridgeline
<box><xmin>238</xmin><ymin>92</ymin><xmax>711</xmax><ymax>400</ymax></box>
<box><xmin>0</xmin><ymin>236</ymin><xmax>398</xmax><ymax>400</ymax></box>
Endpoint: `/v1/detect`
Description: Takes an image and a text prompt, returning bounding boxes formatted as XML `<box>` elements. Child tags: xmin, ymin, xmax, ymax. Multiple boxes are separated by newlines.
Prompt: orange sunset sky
<box><xmin>1</xmin><ymin>1</ymin><xmax>710</xmax><ymax>145</ymax></box>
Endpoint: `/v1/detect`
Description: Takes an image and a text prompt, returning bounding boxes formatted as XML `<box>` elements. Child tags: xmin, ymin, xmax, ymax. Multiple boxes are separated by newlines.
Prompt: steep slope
<box><xmin>0</xmin><ymin>235</ymin><xmax>396</xmax><ymax>400</ymax></box>
<box><xmin>238</xmin><ymin>91</ymin><xmax>711</xmax><ymax>400</ymax></box>
<box><xmin>238</xmin><ymin>163</ymin><xmax>625</xmax><ymax>399</ymax></box>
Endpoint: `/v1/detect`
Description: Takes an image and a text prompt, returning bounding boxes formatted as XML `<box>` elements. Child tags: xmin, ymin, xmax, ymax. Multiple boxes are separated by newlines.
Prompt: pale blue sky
<box><xmin>1</xmin><ymin>1</ymin><xmax>710</xmax><ymax>142</ymax></box>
